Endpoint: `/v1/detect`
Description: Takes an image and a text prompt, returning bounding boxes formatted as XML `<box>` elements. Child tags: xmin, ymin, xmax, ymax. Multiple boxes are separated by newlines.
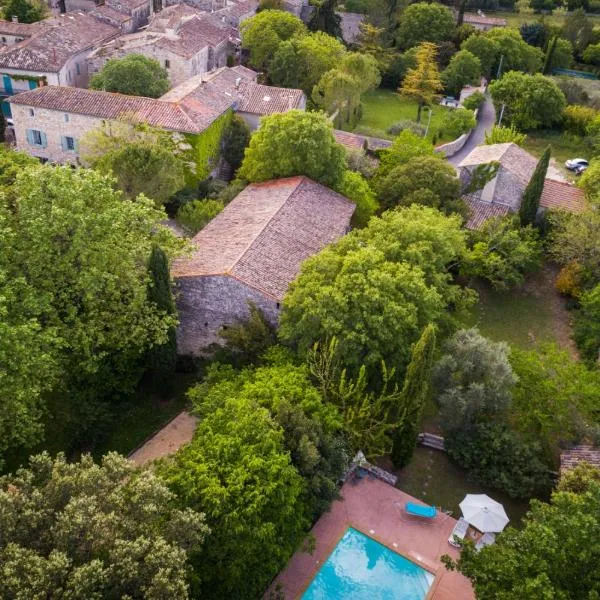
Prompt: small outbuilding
<box><xmin>172</xmin><ymin>176</ymin><xmax>355</xmax><ymax>355</ymax></box>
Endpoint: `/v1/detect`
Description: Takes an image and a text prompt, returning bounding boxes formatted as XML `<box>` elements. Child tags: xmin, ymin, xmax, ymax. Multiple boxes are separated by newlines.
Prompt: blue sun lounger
<box><xmin>405</xmin><ymin>502</ymin><xmax>437</xmax><ymax>519</ymax></box>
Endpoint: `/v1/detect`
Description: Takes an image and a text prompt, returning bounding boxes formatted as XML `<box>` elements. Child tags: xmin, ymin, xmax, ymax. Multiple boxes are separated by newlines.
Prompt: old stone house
<box><xmin>172</xmin><ymin>176</ymin><xmax>355</xmax><ymax>355</ymax></box>
<box><xmin>47</xmin><ymin>0</ymin><xmax>151</xmax><ymax>31</ymax></box>
<box><xmin>462</xmin><ymin>13</ymin><xmax>507</xmax><ymax>31</ymax></box>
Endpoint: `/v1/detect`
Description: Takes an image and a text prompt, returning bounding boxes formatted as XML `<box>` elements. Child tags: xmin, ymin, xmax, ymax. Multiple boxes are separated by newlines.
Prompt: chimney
<box><xmin>11</xmin><ymin>15</ymin><xmax>18</xmax><ymax>22</ymax></box>
<box><xmin>235</xmin><ymin>77</ymin><xmax>241</xmax><ymax>89</ymax></box>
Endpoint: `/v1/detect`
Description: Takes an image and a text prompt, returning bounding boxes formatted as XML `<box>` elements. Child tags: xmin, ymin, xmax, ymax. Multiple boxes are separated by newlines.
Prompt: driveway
<box><xmin>448</xmin><ymin>95</ymin><xmax>496</xmax><ymax>166</ymax></box>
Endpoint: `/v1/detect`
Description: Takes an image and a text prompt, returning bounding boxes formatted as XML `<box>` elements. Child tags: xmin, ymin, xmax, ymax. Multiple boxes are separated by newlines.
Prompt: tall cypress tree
<box><xmin>457</xmin><ymin>0</ymin><xmax>467</xmax><ymax>27</ymax></box>
<box><xmin>543</xmin><ymin>36</ymin><xmax>558</xmax><ymax>75</ymax></box>
<box><xmin>147</xmin><ymin>245</ymin><xmax>177</xmax><ymax>386</ymax></box>
<box><xmin>520</xmin><ymin>145</ymin><xmax>551</xmax><ymax>227</ymax></box>
<box><xmin>391</xmin><ymin>324</ymin><xmax>436</xmax><ymax>468</ymax></box>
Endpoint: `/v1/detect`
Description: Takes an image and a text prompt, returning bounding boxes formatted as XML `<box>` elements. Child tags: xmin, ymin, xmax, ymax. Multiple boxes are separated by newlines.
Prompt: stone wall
<box><xmin>175</xmin><ymin>274</ymin><xmax>280</xmax><ymax>355</ymax></box>
<box><xmin>435</xmin><ymin>106</ymin><xmax>479</xmax><ymax>158</ymax></box>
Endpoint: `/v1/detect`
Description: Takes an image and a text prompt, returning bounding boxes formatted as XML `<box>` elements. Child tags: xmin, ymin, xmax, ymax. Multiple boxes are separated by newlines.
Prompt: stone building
<box><xmin>48</xmin><ymin>0</ymin><xmax>151</xmax><ymax>31</ymax></box>
<box><xmin>172</xmin><ymin>176</ymin><xmax>355</xmax><ymax>355</ymax></box>
<box><xmin>462</xmin><ymin>13</ymin><xmax>507</xmax><ymax>31</ymax></box>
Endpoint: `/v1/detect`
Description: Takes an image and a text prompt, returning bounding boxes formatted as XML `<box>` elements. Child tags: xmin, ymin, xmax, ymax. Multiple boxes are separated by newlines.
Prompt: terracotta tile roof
<box><xmin>459</xmin><ymin>143</ymin><xmax>538</xmax><ymax>187</ymax></box>
<box><xmin>0</xmin><ymin>12</ymin><xmax>118</xmax><ymax>72</ymax></box>
<box><xmin>541</xmin><ymin>178</ymin><xmax>587</xmax><ymax>213</ymax></box>
<box><xmin>223</xmin><ymin>0</ymin><xmax>258</xmax><ymax>18</ymax></box>
<box><xmin>333</xmin><ymin>129</ymin><xmax>392</xmax><ymax>151</ymax></box>
<box><xmin>463</xmin><ymin>13</ymin><xmax>507</xmax><ymax>26</ymax></box>
<box><xmin>0</xmin><ymin>19</ymin><xmax>46</xmax><ymax>37</ymax></box>
<box><xmin>465</xmin><ymin>197</ymin><xmax>511</xmax><ymax>230</ymax></box>
<box><xmin>172</xmin><ymin>176</ymin><xmax>355</xmax><ymax>300</ymax></box>
<box><xmin>89</xmin><ymin>5</ymin><xmax>134</xmax><ymax>24</ymax></box>
<box><xmin>236</xmin><ymin>80</ymin><xmax>304</xmax><ymax>115</ymax></box>
<box><xmin>560</xmin><ymin>445</ymin><xmax>600</xmax><ymax>474</ymax></box>
<box><xmin>8</xmin><ymin>85</ymin><xmax>206</xmax><ymax>133</ymax></box>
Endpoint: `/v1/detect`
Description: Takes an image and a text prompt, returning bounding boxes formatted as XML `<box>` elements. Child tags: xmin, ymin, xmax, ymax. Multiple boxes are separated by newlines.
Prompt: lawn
<box><xmin>493</xmin><ymin>9</ymin><xmax>600</xmax><ymax>28</ymax></box>
<box><xmin>352</xmin><ymin>88</ymin><xmax>454</xmax><ymax>143</ymax></box>
<box><xmin>381</xmin><ymin>447</ymin><xmax>533</xmax><ymax>527</ymax></box>
<box><xmin>521</xmin><ymin>129</ymin><xmax>586</xmax><ymax>180</ymax></box>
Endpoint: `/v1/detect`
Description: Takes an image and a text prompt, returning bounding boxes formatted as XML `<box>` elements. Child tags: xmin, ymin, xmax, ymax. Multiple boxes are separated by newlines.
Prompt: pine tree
<box><xmin>399</xmin><ymin>42</ymin><xmax>443</xmax><ymax>122</ymax></box>
<box><xmin>391</xmin><ymin>324</ymin><xmax>436</xmax><ymax>468</ymax></box>
<box><xmin>147</xmin><ymin>245</ymin><xmax>177</xmax><ymax>386</ymax></box>
<box><xmin>543</xmin><ymin>35</ymin><xmax>558</xmax><ymax>75</ymax></box>
<box><xmin>519</xmin><ymin>145</ymin><xmax>550</xmax><ymax>227</ymax></box>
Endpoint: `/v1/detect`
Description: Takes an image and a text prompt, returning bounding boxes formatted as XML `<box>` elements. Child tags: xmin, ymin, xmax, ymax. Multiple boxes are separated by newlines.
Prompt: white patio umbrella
<box><xmin>459</xmin><ymin>494</ymin><xmax>509</xmax><ymax>533</ymax></box>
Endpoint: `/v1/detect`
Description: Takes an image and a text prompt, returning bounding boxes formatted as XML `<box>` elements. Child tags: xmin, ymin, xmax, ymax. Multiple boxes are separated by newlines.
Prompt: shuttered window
<box><xmin>26</xmin><ymin>129</ymin><xmax>47</xmax><ymax>147</ymax></box>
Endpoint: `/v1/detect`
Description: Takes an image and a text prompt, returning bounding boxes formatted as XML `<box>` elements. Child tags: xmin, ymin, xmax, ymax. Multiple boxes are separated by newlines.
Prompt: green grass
<box><xmin>390</xmin><ymin>446</ymin><xmax>533</xmax><ymax>527</ymax></box>
<box><xmin>493</xmin><ymin>9</ymin><xmax>600</xmax><ymax>27</ymax></box>
<box><xmin>352</xmin><ymin>89</ymin><xmax>453</xmax><ymax>143</ymax></box>
<box><xmin>521</xmin><ymin>129</ymin><xmax>586</xmax><ymax>180</ymax></box>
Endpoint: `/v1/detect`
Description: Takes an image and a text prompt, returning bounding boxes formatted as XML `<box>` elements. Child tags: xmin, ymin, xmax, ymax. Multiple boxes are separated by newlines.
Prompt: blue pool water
<box><xmin>302</xmin><ymin>528</ymin><xmax>434</xmax><ymax>600</ymax></box>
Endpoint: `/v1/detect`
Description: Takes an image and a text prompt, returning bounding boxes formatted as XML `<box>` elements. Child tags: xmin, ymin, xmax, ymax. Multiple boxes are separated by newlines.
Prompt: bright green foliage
<box><xmin>222</xmin><ymin>115</ymin><xmax>250</xmax><ymax>173</ymax></box>
<box><xmin>542</xmin><ymin>34</ymin><xmax>558</xmax><ymax>75</ymax></box>
<box><xmin>356</xmin><ymin>22</ymin><xmax>395</xmax><ymax>72</ymax></box>
<box><xmin>159</xmin><ymin>393</ymin><xmax>309</xmax><ymax>599</ymax></box>
<box><xmin>485</xmin><ymin>28</ymin><xmax>544</xmax><ymax>74</ymax></box>
<box><xmin>574</xmin><ymin>283</ymin><xmax>600</xmax><ymax>364</ymax></box>
<box><xmin>1</xmin><ymin>0</ymin><xmax>46</xmax><ymax>23</ymax></box>
<box><xmin>146</xmin><ymin>245</ymin><xmax>177</xmax><ymax>386</ymax></box>
<box><xmin>461</xmin><ymin>216</ymin><xmax>543</xmax><ymax>290</ymax></box>
<box><xmin>519</xmin><ymin>145</ymin><xmax>550</xmax><ymax>226</ymax></box>
<box><xmin>376</xmin><ymin>155</ymin><xmax>464</xmax><ymax>215</ymax></box>
<box><xmin>461</xmin><ymin>34</ymin><xmax>500</xmax><ymax>78</ymax></box>
<box><xmin>442</xmin><ymin>50</ymin><xmax>481</xmax><ymax>97</ymax></box>
<box><xmin>391</xmin><ymin>324</ymin><xmax>436</xmax><ymax>468</ymax></box>
<box><xmin>336</xmin><ymin>170</ymin><xmax>379</xmax><ymax>227</ymax></box>
<box><xmin>176</xmin><ymin>199</ymin><xmax>224</xmax><ymax>234</ymax></box>
<box><xmin>0</xmin><ymin>145</ymin><xmax>39</xmax><ymax>190</ymax></box>
<box><xmin>89</xmin><ymin>54</ymin><xmax>169</xmax><ymax>98</ymax></box>
<box><xmin>240</xmin><ymin>9</ymin><xmax>306</xmax><ymax>70</ymax></box>
<box><xmin>280</xmin><ymin>205</ymin><xmax>472</xmax><ymax>379</ymax></box>
<box><xmin>376</xmin><ymin>129</ymin><xmax>436</xmax><ymax>179</ymax></box>
<box><xmin>444</xmin><ymin>483</ymin><xmax>600</xmax><ymax>598</ymax></box>
<box><xmin>489</xmin><ymin>72</ymin><xmax>566</xmax><ymax>130</ymax></box>
<box><xmin>0</xmin><ymin>452</ymin><xmax>208</xmax><ymax>599</ymax></box>
<box><xmin>558</xmin><ymin>461</ymin><xmax>600</xmax><ymax>493</ymax></box>
<box><xmin>0</xmin><ymin>164</ymin><xmax>181</xmax><ymax>460</ymax></box>
<box><xmin>462</xmin><ymin>90</ymin><xmax>485</xmax><ymax>110</ymax></box>
<box><xmin>441</xmin><ymin>107</ymin><xmax>476</xmax><ymax>138</ymax></box>
<box><xmin>548</xmin><ymin>38</ymin><xmax>574</xmax><ymax>70</ymax></box>
<box><xmin>563</xmin><ymin>8</ymin><xmax>593</xmax><ymax>55</ymax></box>
<box><xmin>396</xmin><ymin>2</ymin><xmax>455</xmax><ymax>50</ymax></box>
<box><xmin>484</xmin><ymin>125</ymin><xmax>526</xmax><ymax>145</ymax></box>
<box><xmin>238</xmin><ymin>110</ymin><xmax>346</xmax><ymax>188</ymax></box>
<box><xmin>562</xmin><ymin>104</ymin><xmax>597</xmax><ymax>136</ymax></box>
<box><xmin>308</xmin><ymin>0</ymin><xmax>342</xmax><ymax>38</ymax></box>
<box><xmin>578</xmin><ymin>159</ymin><xmax>600</xmax><ymax>201</ymax></box>
<box><xmin>583</xmin><ymin>41</ymin><xmax>600</xmax><ymax>64</ymax></box>
<box><xmin>270</xmin><ymin>31</ymin><xmax>346</xmax><ymax>95</ymax></box>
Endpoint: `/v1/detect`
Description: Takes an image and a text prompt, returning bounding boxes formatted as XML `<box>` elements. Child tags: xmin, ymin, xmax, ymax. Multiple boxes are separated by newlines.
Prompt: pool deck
<box><xmin>268</xmin><ymin>477</ymin><xmax>475</xmax><ymax>600</ymax></box>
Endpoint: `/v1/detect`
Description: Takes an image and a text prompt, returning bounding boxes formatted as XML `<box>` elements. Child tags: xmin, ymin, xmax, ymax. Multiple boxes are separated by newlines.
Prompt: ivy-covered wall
<box><xmin>183</xmin><ymin>109</ymin><xmax>232</xmax><ymax>185</ymax></box>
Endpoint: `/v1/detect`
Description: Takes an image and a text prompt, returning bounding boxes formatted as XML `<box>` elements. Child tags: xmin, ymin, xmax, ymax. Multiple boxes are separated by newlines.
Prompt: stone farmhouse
<box><xmin>88</xmin><ymin>4</ymin><xmax>241</xmax><ymax>87</ymax></box>
<box><xmin>8</xmin><ymin>65</ymin><xmax>304</xmax><ymax>163</ymax></box>
<box><xmin>459</xmin><ymin>143</ymin><xmax>586</xmax><ymax>229</ymax></box>
<box><xmin>172</xmin><ymin>176</ymin><xmax>355</xmax><ymax>355</ymax></box>
<box><xmin>0</xmin><ymin>12</ymin><xmax>118</xmax><ymax>118</ymax></box>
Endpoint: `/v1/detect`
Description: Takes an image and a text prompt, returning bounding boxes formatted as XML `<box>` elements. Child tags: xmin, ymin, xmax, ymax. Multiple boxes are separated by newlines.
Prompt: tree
<box><xmin>442</xmin><ymin>50</ymin><xmax>482</xmax><ymax>97</ymax></box>
<box><xmin>562</xmin><ymin>104</ymin><xmax>597</xmax><ymax>137</ymax></box>
<box><xmin>489</xmin><ymin>72</ymin><xmax>566</xmax><ymax>130</ymax></box>
<box><xmin>399</xmin><ymin>42</ymin><xmax>443</xmax><ymax>122</ymax></box>
<box><xmin>337</xmin><ymin>170</ymin><xmax>379</xmax><ymax>227</ymax></box>
<box><xmin>396</xmin><ymin>2</ymin><xmax>455</xmax><ymax>50</ymax></box>
<box><xmin>443</xmin><ymin>483</ymin><xmax>600</xmax><ymax>598</ymax></box>
<box><xmin>583</xmin><ymin>41</ymin><xmax>600</xmax><ymax>65</ymax></box>
<box><xmin>356</xmin><ymin>22</ymin><xmax>395</xmax><ymax>72</ymax></box>
<box><xmin>89</xmin><ymin>54</ymin><xmax>169</xmax><ymax>98</ymax></box>
<box><xmin>462</xmin><ymin>34</ymin><xmax>500</xmax><ymax>79</ymax></box>
<box><xmin>280</xmin><ymin>206</ymin><xmax>472</xmax><ymax>379</ymax></box>
<box><xmin>375</xmin><ymin>129</ymin><xmax>435</xmax><ymax>179</ymax></box>
<box><xmin>520</xmin><ymin>145</ymin><xmax>550</xmax><ymax>226</ymax></box>
<box><xmin>542</xmin><ymin>34</ymin><xmax>558</xmax><ymax>74</ymax></box>
<box><xmin>574</xmin><ymin>283</ymin><xmax>600</xmax><ymax>364</ymax></box>
<box><xmin>376</xmin><ymin>155</ymin><xmax>464</xmax><ymax>215</ymax></box>
<box><xmin>1</xmin><ymin>0</ymin><xmax>46</xmax><ymax>23</ymax></box>
<box><xmin>461</xmin><ymin>215</ymin><xmax>542</xmax><ymax>290</ymax></box>
<box><xmin>547</xmin><ymin>38</ymin><xmax>574</xmax><ymax>70</ymax></box>
<box><xmin>558</xmin><ymin>461</ymin><xmax>600</xmax><ymax>494</ymax></box>
<box><xmin>563</xmin><ymin>8</ymin><xmax>593</xmax><ymax>55</ymax></box>
<box><xmin>238</xmin><ymin>110</ymin><xmax>346</xmax><ymax>188</ymax></box>
<box><xmin>176</xmin><ymin>198</ymin><xmax>224</xmax><ymax>234</ymax></box>
<box><xmin>222</xmin><ymin>115</ymin><xmax>250</xmax><ymax>173</ymax></box>
<box><xmin>577</xmin><ymin>159</ymin><xmax>600</xmax><ymax>201</ymax></box>
<box><xmin>486</xmin><ymin>28</ymin><xmax>544</xmax><ymax>73</ymax></box>
<box><xmin>159</xmin><ymin>393</ymin><xmax>309</xmax><ymax>599</ymax></box>
<box><xmin>520</xmin><ymin>22</ymin><xmax>548</xmax><ymax>47</ymax></box>
<box><xmin>0</xmin><ymin>452</ymin><xmax>208</xmax><ymax>599</ymax></box>
<box><xmin>391</xmin><ymin>324</ymin><xmax>436</xmax><ymax>467</ymax></box>
<box><xmin>441</xmin><ymin>107</ymin><xmax>477</xmax><ymax>137</ymax></box>
<box><xmin>484</xmin><ymin>124</ymin><xmax>526</xmax><ymax>145</ymax></box>
<box><xmin>462</xmin><ymin>91</ymin><xmax>485</xmax><ymax>110</ymax></box>
<box><xmin>240</xmin><ymin>9</ymin><xmax>306</xmax><ymax>71</ymax></box>
<box><xmin>308</xmin><ymin>0</ymin><xmax>342</xmax><ymax>38</ymax></box>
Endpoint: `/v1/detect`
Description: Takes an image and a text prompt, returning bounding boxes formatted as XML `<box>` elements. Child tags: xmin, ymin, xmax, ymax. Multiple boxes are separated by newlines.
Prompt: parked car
<box><xmin>575</xmin><ymin>164</ymin><xmax>588</xmax><ymax>175</ymax></box>
<box><xmin>565</xmin><ymin>158</ymin><xmax>589</xmax><ymax>171</ymax></box>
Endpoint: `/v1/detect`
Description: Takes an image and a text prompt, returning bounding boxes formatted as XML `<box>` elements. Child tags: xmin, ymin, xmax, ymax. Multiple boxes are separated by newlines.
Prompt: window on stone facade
<box><xmin>164</xmin><ymin>59</ymin><xmax>170</xmax><ymax>68</ymax></box>
<box><xmin>29</xmin><ymin>108</ymin><xmax>34</xmax><ymax>117</ymax></box>
<box><xmin>31</xmin><ymin>130</ymin><xmax>43</xmax><ymax>145</ymax></box>
<box><xmin>276</xmin><ymin>302</ymin><xmax>280</xmax><ymax>309</ymax></box>
<box><xmin>1</xmin><ymin>37</ymin><xmax>5</xmax><ymax>43</ymax></box>
<box><xmin>76</xmin><ymin>63</ymin><xmax>80</xmax><ymax>75</ymax></box>
<box><xmin>65</xmin><ymin>136</ymin><xmax>75</xmax><ymax>151</ymax></box>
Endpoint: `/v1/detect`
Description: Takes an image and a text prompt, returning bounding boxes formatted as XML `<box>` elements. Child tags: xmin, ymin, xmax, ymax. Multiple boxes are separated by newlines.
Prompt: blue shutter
<box><xmin>3</xmin><ymin>75</ymin><xmax>12</xmax><ymax>95</ymax></box>
<box><xmin>28</xmin><ymin>79</ymin><xmax>37</xmax><ymax>90</ymax></box>
<box><xmin>26</xmin><ymin>129</ymin><xmax>34</xmax><ymax>145</ymax></box>
<box><xmin>74</xmin><ymin>138</ymin><xmax>79</xmax><ymax>153</ymax></box>
<box><xmin>40</xmin><ymin>131</ymin><xmax>47</xmax><ymax>148</ymax></box>
<box><xmin>60</xmin><ymin>136</ymin><xmax>67</xmax><ymax>151</ymax></box>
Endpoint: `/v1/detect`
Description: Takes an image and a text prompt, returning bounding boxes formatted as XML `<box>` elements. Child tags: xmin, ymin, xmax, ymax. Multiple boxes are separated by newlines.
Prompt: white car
<box><xmin>565</xmin><ymin>158</ymin><xmax>589</xmax><ymax>171</ymax></box>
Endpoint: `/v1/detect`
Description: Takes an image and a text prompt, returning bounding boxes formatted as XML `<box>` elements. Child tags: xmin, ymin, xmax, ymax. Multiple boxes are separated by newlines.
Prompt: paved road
<box><xmin>448</xmin><ymin>95</ymin><xmax>496</xmax><ymax>166</ymax></box>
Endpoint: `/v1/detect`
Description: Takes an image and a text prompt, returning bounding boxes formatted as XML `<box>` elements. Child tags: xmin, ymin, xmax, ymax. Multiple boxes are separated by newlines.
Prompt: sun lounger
<box><xmin>475</xmin><ymin>532</ymin><xmax>496</xmax><ymax>551</ymax></box>
<box><xmin>448</xmin><ymin>517</ymin><xmax>469</xmax><ymax>547</ymax></box>
<box><xmin>405</xmin><ymin>502</ymin><xmax>437</xmax><ymax>519</ymax></box>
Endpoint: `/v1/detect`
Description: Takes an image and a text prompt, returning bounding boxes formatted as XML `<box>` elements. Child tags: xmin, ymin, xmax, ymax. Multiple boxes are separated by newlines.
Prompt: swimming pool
<box><xmin>301</xmin><ymin>527</ymin><xmax>434</xmax><ymax>600</ymax></box>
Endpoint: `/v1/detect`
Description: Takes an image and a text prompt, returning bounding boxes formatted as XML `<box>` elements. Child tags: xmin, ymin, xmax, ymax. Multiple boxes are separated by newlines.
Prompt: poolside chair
<box><xmin>448</xmin><ymin>517</ymin><xmax>469</xmax><ymax>547</ymax></box>
<box><xmin>405</xmin><ymin>502</ymin><xmax>437</xmax><ymax>519</ymax></box>
<box><xmin>475</xmin><ymin>532</ymin><xmax>496</xmax><ymax>551</ymax></box>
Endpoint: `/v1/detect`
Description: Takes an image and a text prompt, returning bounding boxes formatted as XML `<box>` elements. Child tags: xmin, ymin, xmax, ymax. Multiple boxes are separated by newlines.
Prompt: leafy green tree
<box><xmin>280</xmin><ymin>206</ymin><xmax>472</xmax><ymax>379</ymax></box>
<box><xmin>542</xmin><ymin>34</ymin><xmax>558</xmax><ymax>74</ymax></box>
<box><xmin>462</xmin><ymin>34</ymin><xmax>500</xmax><ymax>78</ymax></box>
<box><xmin>578</xmin><ymin>158</ymin><xmax>600</xmax><ymax>201</ymax></box>
<box><xmin>238</xmin><ymin>110</ymin><xmax>346</xmax><ymax>187</ymax></box>
<box><xmin>176</xmin><ymin>199</ymin><xmax>224</xmax><ymax>234</ymax></box>
<box><xmin>461</xmin><ymin>216</ymin><xmax>542</xmax><ymax>290</ymax></box>
<box><xmin>520</xmin><ymin>22</ymin><xmax>548</xmax><ymax>47</ymax></box>
<box><xmin>356</xmin><ymin>22</ymin><xmax>395</xmax><ymax>72</ymax></box>
<box><xmin>0</xmin><ymin>452</ymin><xmax>208</xmax><ymax>599</ymax></box>
<box><xmin>563</xmin><ymin>8</ymin><xmax>593</xmax><ymax>55</ymax></box>
<box><xmin>240</xmin><ymin>9</ymin><xmax>306</xmax><ymax>70</ymax></box>
<box><xmin>376</xmin><ymin>129</ymin><xmax>435</xmax><ymax>179</ymax></box>
<box><xmin>399</xmin><ymin>42</ymin><xmax>443</xmax><ymax>122</ymax></box>
<box><xmin>222</xmin><ymin>115</ymin><xmax>250</xmax><ymax>173</ymax></box>
<box><xmin>583</xmin><ymin>41</ymin><xmax>600</xmax><ymax>64</ymax></box>
<box><xmin>89</xmin><ymin>54</ymin><xmax>170</xmax><ymax>98</ymax></box>
<box><xmin>486</xmin><ymin>27</ymin><xmax>544</xmax><ymax>73</ymax></box>
<box><xmin>548</xmin><ymin>38</ymin><xmax>574</xmax><ymax>70</ymax></box>
<box><xmin>442</xmin><ymin>50</ymin><xmax>482</xmax><ymax>97</ymax></box>
<box><xmin>1</xmin><ymin>0</ymin><xmax>46</xmax><ymax>23</ymax></box>
<box><xmin>159</xmin><ymin>393</ymin><xmax>309</xmax><ymax>599</ymax></box>
<box><xmin>443</xmin><ymin>482</ymin><xmax>600</xmax><ymax>598</ymax></box>
<box><xmin>484</xmin><ymin>124</ymin><xmax>527</xmax><ymax>145</ymax></box>
<box><xmin>558</xmin><ymin>461</ymin><xmax>600</xmax><ymax>493</ymax></box>
<box><xmin>376</xmin><ymin>155</ymin><xmax>465</xmax><ymax>215</ymax></box>
<box><xmin>308</xmin><ymin>0</ymin><xmax>342</xmax><ymax>37</ymax></box>
<box><xmin>337</xmin><ymin>170</ymin><xmax>379</xmax><ymax>227</ymax></box>
<box><xmin>442</xmin><ymin>107</ymin><xmax>477</xmax><ymax>137</ymax></box>
<box><xmin>561</xmin><ymin>104</ymin><xmax>597</xmax><ymax>137</ymax></box>
<box><xmin>391</xmin><ymin>324</ymin><xmax>436</xmax><ymax>467</ymax></box>
<box><xmin>396</xmin><ymin>2</ymin><xmax>455</xmax><ymax>50</ymax></box>
<box><xmin>489</xmin><ymin>72</ymin><xmax>566</xmax><ymax>130</ymax></box>
<box><xmin>574</xmin><ymin>283</ymin><xmax>600</xmax><ymax>364</ymax></box>
<box><xmin>520</xmin><ymin>145</ymin><xmax>550</xmax><ymax>226</ymax></box>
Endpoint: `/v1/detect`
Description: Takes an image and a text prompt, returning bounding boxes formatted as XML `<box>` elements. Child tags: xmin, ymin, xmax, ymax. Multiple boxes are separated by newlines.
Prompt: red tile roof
<box><xmin>236</xmin><ymin>80</ymin><xmax>304</xmax><ymax>115</ymax></box>
<box><xmin>172</xmin><ymin>177</ymin><xmax>355</xmax><ymax>300</ymax></box>
<box><xmin>560</xmin><ymin>445</ymin><xmax>600</xmax><ymax>473</ymax></box>
<box><xmin>541</xmin><ymin>178</ymin><xmax>587</xmax><ymax>213</ymax></box>
<box><xmin>465</xmin><ymin>197</ymin><xmax>511</xmax><ymax>230</ymax></box>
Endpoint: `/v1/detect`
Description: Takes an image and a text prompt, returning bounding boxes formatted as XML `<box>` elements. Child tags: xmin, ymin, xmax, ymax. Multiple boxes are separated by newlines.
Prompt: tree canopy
<box><xmin>396</xmin><ymin>2</ymin><xmax>455</xmax><ymax>50</ymax></box>
<box><xmin>1</xmin><ymin>0</ymin><xmax>46</xmax><ymax>23</ymax></box>
<box><xmin>442</xmin><ymin>50</ymin><xmax>481</xmax><ymax>97</ymax></box>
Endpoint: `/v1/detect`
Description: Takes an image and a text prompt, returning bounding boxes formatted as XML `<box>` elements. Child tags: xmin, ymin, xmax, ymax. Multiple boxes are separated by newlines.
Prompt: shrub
<box><xmin>555</xmin><ymin>76</ymin><xmax>590</xmax><ymax>106</ymax></box>
<box><xmin>584</xmin><ymin>42</ymin><xmax>600</xmax><ymax>65</ymax></box>
<box><xmin>484</xmin><ymin>125</ymin><xmax>527</xmax><ymax>145</ymax></box>
<box><xmin>176</xmin><ymin>199</ymin><xmax>224</xmax><ymax>234</ymax></box>
<box><xmin>462</xmin><ymin>91</ymin><xmax>485</xmax><ymax>110</ymax></box>
<box><xmin>563</xmin><ymin>104</ymin><xmax>597</xmax><ymax>136</ymax></box>
<box><xmin>555</xmin><ymin>261</ymin><xmax>585</xmax><ymax>298</ymax></box>
<box><xmin>442</xmin><ymin>108</ymin><xmax>476</xmax><ymax>138</ymax></box>
<box><xmin>573</xmin><ymin>283</ymin><xmax>600</xmax><ymax>364</ymax></box>
<box><xmin>387</xmin><ymin>119</ymin><xmax>427</xmax><ymax>136</ymax></box>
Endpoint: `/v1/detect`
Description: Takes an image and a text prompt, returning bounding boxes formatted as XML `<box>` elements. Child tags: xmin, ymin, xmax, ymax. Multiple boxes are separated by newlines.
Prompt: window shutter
<box><xmin>74</xmin><ymin>139</ymin><xmax>79</xmax><ymax>153</ymax></box>
<box><xmin>60</xmin><ymin>136</ymin><xmax>66</xmax><ymax>151</ymax></box>
<box><xmin>26</xmin><ymin>129</ymin><xmax>34</xmax><ymax>145</ymax></box>
<box><xmin>40</xmin><ymin>131</ymin><xmax>47</xmax><ymax>148</ymax></box>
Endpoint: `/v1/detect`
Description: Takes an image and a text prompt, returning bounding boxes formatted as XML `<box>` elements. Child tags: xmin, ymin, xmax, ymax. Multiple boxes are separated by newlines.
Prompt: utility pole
<box><xmin>424</xmin><ymin>106</ymin><xmax>433</xmax><ymax>137</ymax></box>
<box><xmin>496</xmin><ymin>54</ymin><xmax>504</xmax><ymax>80</ymax></box>
<box><xmin>497</xmin><ymin>103</ymin><xmax>505</xmax><ymax>126</ymax></box>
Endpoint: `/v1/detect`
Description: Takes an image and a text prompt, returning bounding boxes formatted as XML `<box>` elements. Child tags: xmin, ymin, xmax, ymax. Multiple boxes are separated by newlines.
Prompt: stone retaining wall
<box><xmin>435</xmin><ymin>106</ymin><xmax>480</xmax><ymax>158</ymax></box>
